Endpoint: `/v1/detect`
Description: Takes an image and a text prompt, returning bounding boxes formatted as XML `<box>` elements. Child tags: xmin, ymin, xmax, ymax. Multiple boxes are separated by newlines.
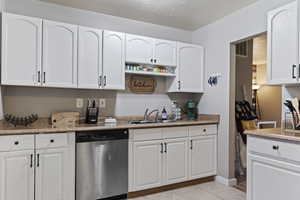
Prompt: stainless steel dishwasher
<box><xmin>76</xmin><ymin>129</ymin><xmax>128</xmax><ymax>200</ymax></box>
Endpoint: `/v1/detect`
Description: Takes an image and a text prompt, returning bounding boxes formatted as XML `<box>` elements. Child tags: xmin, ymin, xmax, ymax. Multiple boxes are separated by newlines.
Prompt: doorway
<box><xmin>232</xmin><ymin>33</ymin><xmax>282</xmax><ymax>192</ymax></box>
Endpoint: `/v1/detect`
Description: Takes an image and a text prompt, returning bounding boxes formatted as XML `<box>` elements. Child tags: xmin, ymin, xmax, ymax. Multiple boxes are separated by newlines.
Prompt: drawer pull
<box><xmin>14</xmin><ymin>141</ymin><xmax>19</xmax><ymax>145</ymax></box>
<box><xmin>50</xmin><ymin>139</ymin><xmax>54</xmax><ymax>143</ymax></box>
<box><xmin>203</xmin><ymin>129</ymin><xmax>207</xmax><ymax>132</ymax></box>
<box><xmin>160</xmin><ymin>143</ymin><xmax>163</xmax><ymax>154</ymax></box>
<box><xmin>273</xmin><ymin>145</ymin><xmax>279</xmax><ymax>150</ymax></box>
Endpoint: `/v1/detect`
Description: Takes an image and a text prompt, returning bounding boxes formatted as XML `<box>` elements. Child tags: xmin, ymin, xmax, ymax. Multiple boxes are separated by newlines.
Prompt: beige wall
<box><xmin>256</xmin><ymin>64</ymin><xmax>282</xmax><ymax>126</ymax></box>
<box><xmin>3</xmin><ymin>76</ymin><xmax>199</xmax><ymax>118</ymax></box>
<box><xmin>235</xmin><ymin>40</ymin><xmax>253</xmax><ymax>103</ymax></box>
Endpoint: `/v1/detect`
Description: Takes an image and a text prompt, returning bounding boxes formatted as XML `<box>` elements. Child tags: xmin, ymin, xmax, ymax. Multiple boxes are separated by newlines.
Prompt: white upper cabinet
<box><xmin>267</xmin><ymin>1</ymin><xmax>298</xmax><ymax>84</ymax></box>
<box><xmin>126</xmin><ymin>34</ymin><xmax>154</xmax><ymax>64</ymax></box>
<box><xmin>154</xmin><ymin>39</ymin><xmax>177</xmax><ymax>66</ymax></box>
<box><xmin>102</xmin><ymin>31</ymin><xmax>125</xmax><ymax>90</ymax></box>
<box><xmin>168</xmin><ymin>43</ymin><xmax>204</xmax><ymax>93</ymax></box>
<box><xmin>43</xmin><ymin>20</ymin><xmax>78</xmax><ymax>88</ymax></box>
<box><xmin>78</xmin><ymin>27</ymin><xmax>103</xmax><ymax>89</ymax></box>
<box><xmin>2</xmin><ymin>13</ymin><xmax>42</xmax><ymax>86</ymax></box>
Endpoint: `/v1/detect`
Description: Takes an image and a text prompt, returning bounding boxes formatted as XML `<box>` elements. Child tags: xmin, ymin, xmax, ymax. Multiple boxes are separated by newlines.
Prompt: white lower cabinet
<box><xmin>0</xmin><ymin>150</ymin><xmax>35</xmax><ymax>200</ymax></box>
<box><xmin>0</xmin><ymin>133</ymin><xmax>75</xmax><ymax>200</ymax></box>
<box><xmin>35</xmin><ymin>148</ymin><xmax>74</xmax><ymax>200</ymax></box>
<box><xmin>189</xmin><ymin>135</ymin><xmax>217</xmax><ymax>179</ymax></box>
<box><xmin>129</xmin><ymin>125</ymin><xmax>217</xmax><ymax>192</ymax></box>
<box><xmin>247</xmin><ymin>135</ymin><xmax>300</xmax><ymax>200</ymax></box>
<box><xmin>133</xmin><ymin>140</ymin><xmax>163</xmax><ymax>191</ymax></box>
<box><xmin>164</xmin><ymin>138</ymin><xmax>189</xmax><ymax>185</ymax></box>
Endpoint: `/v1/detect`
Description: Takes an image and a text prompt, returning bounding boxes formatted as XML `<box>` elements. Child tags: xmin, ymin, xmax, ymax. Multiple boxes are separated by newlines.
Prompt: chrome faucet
<box><xmin>144</xmin><ymin>108</ymin><xmax>159</xmax><ymax>122</ymax></box>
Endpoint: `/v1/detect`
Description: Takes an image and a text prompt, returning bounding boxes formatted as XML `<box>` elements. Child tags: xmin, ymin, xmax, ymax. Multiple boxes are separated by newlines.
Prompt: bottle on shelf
<box><xmin>161</xmin><ymin>107</ymin><xmax>168</xmax><ymax>120</ymax></box>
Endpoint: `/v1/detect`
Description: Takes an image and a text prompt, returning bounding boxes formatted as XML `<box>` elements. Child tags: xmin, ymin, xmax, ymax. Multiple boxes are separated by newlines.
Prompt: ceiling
<box><xmin>39</xmin><ymin>0</ymin><xmax>258</xmax><ymax>30</ymax></box>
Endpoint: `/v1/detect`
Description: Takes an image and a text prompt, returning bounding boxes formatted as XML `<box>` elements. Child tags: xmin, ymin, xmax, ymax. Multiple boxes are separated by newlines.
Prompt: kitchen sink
<box><xmin>128</xmin><ymin>119</ymin><xmax>177</xmax><ymax>125</ymax></box>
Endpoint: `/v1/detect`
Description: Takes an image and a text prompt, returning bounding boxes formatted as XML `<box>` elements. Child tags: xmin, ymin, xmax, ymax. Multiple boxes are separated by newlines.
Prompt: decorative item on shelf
<box><xmin>284</xmin><ymin>99</ymin><xmax>300</xmax><ymax>130</ymax></box>
<box><xmin>129</xmin><ymin>76</ymin><xmax>156</xmax><ymax>94</ymax></box>
<box><xmin>4</xmin><ymin>113</ymin><xmax>38</xmax><ymax>127</ymax></box>
<box><xmin>185</xmin><ymin>100</ymin><xmax>199</xmax><ymax>120</ymax></box>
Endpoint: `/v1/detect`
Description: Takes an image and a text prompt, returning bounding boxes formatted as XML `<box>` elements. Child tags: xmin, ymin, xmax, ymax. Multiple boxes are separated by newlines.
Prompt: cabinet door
<box><xmin>103</xmin><ymin>31</ymin><xmax>125</xmax><ymax>90</ymax></box>
<box><xmin>154</xmin><ymin>39</ymin><xmax>177</xmax><ymax>66</ymax></box>
<box><xmin>164</xmin><ymin>138</ymin><xmax>189</xmax><ymax>185</ymax></box>
<box><xmin>78</xmin><ymin>26</ymin><xmax>102</xmax><ymax>89</ymax></box>
<box><xmin>133</xmin><ymin>140</ymin><xmax>163</xmax><ymax>191</ymax></box>
<box><xmin>177</xmin><ymin>43</ymin><xmax>204</xmax><ymax>93</ymax></box>
<box><xmin>126</xmin><ymin>34</ymin><xmax>154</xmax><ymax>64</ymax></box>
<box><xmin>189</xmin><ymin>135</ymin><xmax>217</xmax><ymax>180</ymax></box>
<box><xmin>43</xmin><ymin>20</ymin><xmax>78</xmax><ymax>88</ymax></box>
<box><xmin>35</xmin><ymin>148</ymin><xmax>73</xmax><ymax>200</ymax></box>
<box><xmin>2</xmin><ymin>13</ymin><xmax>42</xmax><ymax>86</ymax></box>
<box><xmin>247</xmin><ymin>154</ymin><xmax>300</xmax><ymax>200</ymax></box>
<box><xmin>267</xmin><ymin>1</ymin><xmax>298</xmax><ymax>84</ymax></box>
<box><xmin>0</xmin><ymin>150</ymin><xmax>34</xmax><ymax>200</ymax></box>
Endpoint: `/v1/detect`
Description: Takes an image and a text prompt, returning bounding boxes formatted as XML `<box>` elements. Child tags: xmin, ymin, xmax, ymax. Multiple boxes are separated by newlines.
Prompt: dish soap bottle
<box><xmin>161</xmin><ymin>107</ymin><xmax>168</xmax><ymax>120</ymax></box>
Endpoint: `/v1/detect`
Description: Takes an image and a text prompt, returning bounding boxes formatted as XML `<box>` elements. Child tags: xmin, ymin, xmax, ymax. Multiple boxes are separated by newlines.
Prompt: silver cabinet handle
<box><xmin>37</xmin><ymin>154</ymin><xmax>40</xmax><ymax>167</ymax></box>
<box><xmin>292</xmin><ymin>65</ymin><xmax>297</xmax><ymax>79</ymax></box>
<box><xmin>190</xmin><ymin>140</ymin><xmax>193</xmax><ymax>150</ymax></box>
<box><xmin>38</xmin><ymin>71</ymin><xmax>41</xmax><ymax>83</ymax></box>
<box><xmin>164</xmin><ymin>142</ymin><xmax>167</xmax><ymax>153</ymax></box>
<box><xmin>43</xmin><ymin>72</ymin><xmax>46</xmax><ymax>84</ymax></box>
<box><xmin>99</xmin><ymin>76</ymin><xmax>102</xmax><ymax>87</ymax></box>
<box><xmin>160</xmin><ymin>143</ymin><xmax>163</xmax><ymax>154</ymax></box>
<box><xmin>104</xmin><ymin>76</ymin><xmax>107</xmax><ymax>86</ymax></box>
<box><xmin>30</xmin><ymin>154</ymin><xmax>33</xmax><ymax>168</ymax></box>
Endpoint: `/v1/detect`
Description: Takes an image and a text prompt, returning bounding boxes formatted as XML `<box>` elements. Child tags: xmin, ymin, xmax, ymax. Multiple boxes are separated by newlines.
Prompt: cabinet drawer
<box><xmin>248</xmin><ymin>136</ymin><xmax>300</xmax><ymax>163</ymax></box>
<box><xmin>162</xmin><ymin>127</ymin><xmax>188</xmax><ymax>139</ymax></box>
<box><xmin>189</xmin><ymin>125</ymin><xmax>217</xmax><ymax>137</ymax></box>
<box><xmin>0</xmin><ymin>135</ymin><xmax>34</xmax><ymax>152</ymax></box>
<box><xmin>131</xmin><ymin>128</ymin><xmax>163</xmax><ymax>141</ymax></box>
<box><xmin>36</xmin><ymin>133</ymin><xmax>69</xmax><ymax>149</ymax></box>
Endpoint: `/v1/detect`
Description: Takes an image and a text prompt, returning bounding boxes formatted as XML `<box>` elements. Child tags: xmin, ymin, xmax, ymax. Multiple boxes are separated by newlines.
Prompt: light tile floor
<box><xmin>129</xmin><ymin>182</ymin><xmax>246</xmax><ymax>200</ymax></box>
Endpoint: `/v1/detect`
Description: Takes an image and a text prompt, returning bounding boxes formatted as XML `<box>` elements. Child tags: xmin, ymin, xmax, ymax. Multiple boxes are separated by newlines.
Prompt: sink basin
<box><xmin>128</xmin><ymin>119</ymin><xmax>177</xmax><ymax>125</ymax></box>
<box><xmin>128</xmin><ymin>120</ymin><xmax>157</xmax><ymax>124</ymax></box>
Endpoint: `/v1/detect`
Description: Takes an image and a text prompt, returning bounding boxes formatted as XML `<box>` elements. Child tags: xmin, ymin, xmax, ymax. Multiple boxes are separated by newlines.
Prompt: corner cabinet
<box><xmin>247</xmin><ymin>135</ymin><xmax>300</xmax><ymax>200</ymax></box>
<box><xmin>128</xmin><ymin>125</ymin><xmax>217</xmax><ymax>192</ymax></box>
<box><xmin>167</xmin><ymin>43</ymin><xmax>204</xmax><ymax>93</ymax></box>
<box><xmin>267</xmin><ymin>1</ymin><xmax>299</xmax><ymax>84</ymax></box>
<box><xmin>1</xmin><ymin>13</ymin><xmax>42</xmax><ymax>86</ymax></box>
<box><xmin>0</xmin><ymin>133</ymin><xmax>75</xmax><ymax>200</ymax></box>
<box><xmin>43</xmin><ymin>20</ymin><xmax>78</xmax><ymax>88</ymax></box>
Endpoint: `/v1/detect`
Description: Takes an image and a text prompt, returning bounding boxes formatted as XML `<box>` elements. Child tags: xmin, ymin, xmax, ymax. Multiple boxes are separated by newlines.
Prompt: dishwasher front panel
<box><xmin>76</xmin><ymin>140</ymin><xmax>128</xmax><ymax>200</ymax></box>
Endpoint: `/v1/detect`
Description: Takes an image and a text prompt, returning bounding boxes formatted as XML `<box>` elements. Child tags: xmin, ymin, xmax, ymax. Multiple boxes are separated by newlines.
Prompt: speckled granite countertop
<box><xmin>0</xmin><ymin>114</ymin><xmax>219</xmax><ymax>135</ymax></box>
<box><xmin>245</xmin><ymin>128</ymin><xmax>300</xmax><ymax>142</ymax></box>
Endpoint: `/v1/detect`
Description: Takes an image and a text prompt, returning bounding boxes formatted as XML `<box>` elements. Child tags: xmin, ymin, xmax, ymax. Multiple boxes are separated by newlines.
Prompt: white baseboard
<box><xmin>215</xmin><ymin>176</ymin><xmax>237</xmax><ymax>186</ymax></box>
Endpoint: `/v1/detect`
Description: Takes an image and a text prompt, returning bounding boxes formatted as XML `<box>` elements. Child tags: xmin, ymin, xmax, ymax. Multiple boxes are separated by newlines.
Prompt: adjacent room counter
<box><xmin>0</xmin><ymin>114</ymin><xmax>219</xmax><ymax>135</ymax></box>
<box><xmin>245</xmin><ymin>128</ymin><xmax>300</xmax><ymax>142</ymax></box>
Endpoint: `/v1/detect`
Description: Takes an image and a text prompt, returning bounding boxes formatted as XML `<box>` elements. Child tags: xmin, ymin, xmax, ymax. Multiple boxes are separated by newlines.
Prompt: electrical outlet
<box><xmin>76</xmin><ymin>98</ymin><xmax>84</xmax><ymax>108</ymax></box>
<box><xmin>99</xmin><ymin>99</ymin><xmax>106</xmax><ymax>108</ymax></box>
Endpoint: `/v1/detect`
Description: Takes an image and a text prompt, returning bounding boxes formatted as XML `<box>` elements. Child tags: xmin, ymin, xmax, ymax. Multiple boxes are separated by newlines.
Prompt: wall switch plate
<box><xmin>99</xmin><ymin>99</ymin><xmax>106</xmax><ymax>108</ymax></box>
<box><xmin>76</xmin><ymin>98</ymin><xmax>84</xmax><ymax>108</ymax></box>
